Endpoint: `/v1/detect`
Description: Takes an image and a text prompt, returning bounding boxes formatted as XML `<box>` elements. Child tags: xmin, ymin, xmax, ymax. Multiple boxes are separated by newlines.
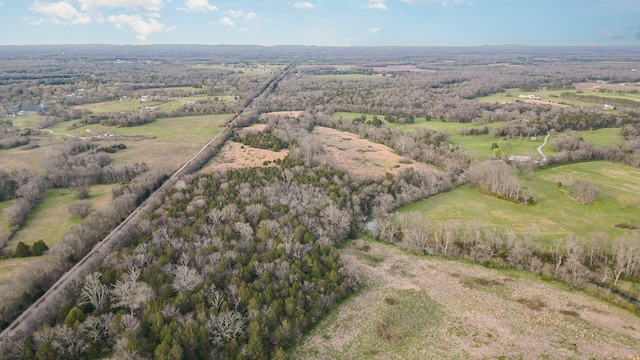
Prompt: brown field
<box><xmin>204</xmin><ymin>141</ymin><xmax>289</xmax><ymax>173</ymax></box>
<box><xmin>203</xmin><ymin>125</ymin><xmax>438</xmax><ymax>179</ymax></box>
<box><xmin>292</xmin><ymin>238</ymin><xmax>640</xmax><ymax>359</ymax></box>
<box><xmin>371</xmin><ymin>65</ymin><xmax>436</xmax><ymax>73</ymax></box>
<box><xmin>312</xmin><ymin>126</ymin><xmax>438</xmax><ymax>180</ymax></box>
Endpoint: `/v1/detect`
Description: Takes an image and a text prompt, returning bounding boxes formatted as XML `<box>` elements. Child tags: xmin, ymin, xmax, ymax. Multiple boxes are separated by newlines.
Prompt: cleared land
<box><xmin>332</xmin><ymin>112</ymin><xmax>547</xmax><ymax>160</ymax></box>
<box><xmin>205</xmin><ymin>141</ymin><xmax>289</xmax><ymax>173</ymax></box>
<box><xmin>371</xmin><ymin>65</ymin><xmax>437</xmax><ymax>73</ymax></box>
<box><xmin>312</xmin><ymin>126</ymin><xmax>438</xmax><ymax>180</ymax></box>
<box><xmin>48</xmin><ymin>114</ymin><xmax>229</xmax><ymax>171</ymax></box>
<box><xmin>396</xmin><ymin>161</ymin><xmax>640</xmax><ymax>246</ymax></box>
<box><xmin>291</xmin><ymin>237</ymin><xmax>640</xmax><ymax>359</ymax></box>
<box><xmin>477</xmin><ymin>84</ymin><xmax>640</xmax><ymax>108</ymax></box>
<box><xmin>4</xmin><ymin>184</ymin><xmax>113</xmax><ymax>254</ymax></box>
<box><xmin>73</xmin><ymin>95</ymin><xmax>234</xmax><ymax>114</ymax></box>
<box><xmin>203</xmin><ymin>124</ymin><xmax>438</xmax><ymax>179</ymax></box>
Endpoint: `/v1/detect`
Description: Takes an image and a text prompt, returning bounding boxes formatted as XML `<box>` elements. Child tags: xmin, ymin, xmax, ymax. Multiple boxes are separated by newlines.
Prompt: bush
<box><xmin>69</xmin><ymin>200</ymin><xmax>94</xmax><ymax>219</ymax></box>
<box><xmin>15</xmin><ymin>241</ymin><xmax>31</xmax><ymax>257</ymax></box>
<box><xmin>31</xmin><ymin>240</ymin><xmax>49</xmax><ymax>256</ymax></box>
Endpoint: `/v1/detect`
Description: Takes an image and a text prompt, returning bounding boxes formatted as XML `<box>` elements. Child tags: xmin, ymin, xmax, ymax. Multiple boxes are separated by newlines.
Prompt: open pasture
<box><xmin>332</xmin><ymin>112</ymin><xmax>546</xmax><ymax>160</ymax></box>
<box><xmin>74</xmin><ymin>94</ymin><xmax>233</xmax><ymax>114</ymax></box>
<box><xmin>577</xmin><ymin>128</ymin><xmax>626</xmax><ymax>147</ymax></box>
<box><xmin>396</xmin><ymin>161</ymin><xmax>640</xmax><ymax>246</ymax></box>
<box><xmin>49</xmin><ymin>114</ymin><xmax>229</xmax><ymax>171</ymax></box>
<box><xmin>291</xmin><ymin>237</ymin><xmax>640</xmax><ymax>359</ymax></box>
<box><xmin>477</xmin><ymin>86</ymin><xmax>640</xmax><ymax>108</ymax></box>
<box><xmin>4</xmin><ymin>184</ymin><xmax>114</xmax><ymax>254</ymax></box>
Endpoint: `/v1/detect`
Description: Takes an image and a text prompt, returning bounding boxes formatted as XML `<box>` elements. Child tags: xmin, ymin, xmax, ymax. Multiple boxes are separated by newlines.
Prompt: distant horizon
<box><xmin>3</xmin><ymin>1</ymin><xmax>640</xmax><ymax>47</ymax></box>
<box><xmin>3</xmin><ymin>43</ymin><xmax>640</xmax><ymax>48</ymax></box>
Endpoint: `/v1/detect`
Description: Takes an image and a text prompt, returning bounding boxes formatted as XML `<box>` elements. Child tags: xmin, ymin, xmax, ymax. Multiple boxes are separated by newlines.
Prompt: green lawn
<box><xmin>396</xmin><ymin>161</ymin><xmax>640</xmax><ymax>247</ymax></box>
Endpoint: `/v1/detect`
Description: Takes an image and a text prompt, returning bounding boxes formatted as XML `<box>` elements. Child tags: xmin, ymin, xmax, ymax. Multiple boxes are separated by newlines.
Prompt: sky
<box><xmin>1</xmin><ymin>0</ymin><xmax>640</xmax><ymax>46</ymax></box>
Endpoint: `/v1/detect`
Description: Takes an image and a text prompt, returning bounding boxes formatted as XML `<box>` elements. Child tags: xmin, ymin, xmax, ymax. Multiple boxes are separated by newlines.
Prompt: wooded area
<box><xmin>0</xmin><ymin>45</ymin><xmax>639</xmax><ymax>359</ymax></box>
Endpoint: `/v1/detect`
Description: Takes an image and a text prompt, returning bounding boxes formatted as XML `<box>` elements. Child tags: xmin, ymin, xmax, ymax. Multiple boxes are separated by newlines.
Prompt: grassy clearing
<box><xmin>577</xmin><ymin>128</ymin><xmax>626</xmax><ymax>147</ymax></box>
<box><xmin>5</xmin><ymin>184</ymin><xmax>112</xmax><ymax>253</ymax></box>
<box><xmin>0</xmin><ymin>257</ymin><xmax>39</xmax><ymax>283</ymax></box>
<box><xmin>77</xmin><ymin>95</ymin><xmax>234</xmax><ymax>114</ymax></box>
<box><xmin>332</xmin><ymin>112</ymin><xmax>545</xmax><ymax>159</ymax></box>
<box><xmin>476</xmin><ymin>87</ymin><xmax>640</xmax><ymax>108</ymax></box>
<box><xmin>49</xmin><ymin>114</ymin><xmax>230</xmax><ymax>171</ymax></box>
<box><xmin>291</xmin><ymin>237</ymin><xmax>640</xmax><ymax>359</ymax></box>
<box><xmin>396</xmin><ymin>161</ymin><xmax>640</xmax><ymax>247</ymax></box>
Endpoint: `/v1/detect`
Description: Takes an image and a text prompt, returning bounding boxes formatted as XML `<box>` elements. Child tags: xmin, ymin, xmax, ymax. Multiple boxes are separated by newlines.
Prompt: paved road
<box><xmin>0</xmin><ymin>60</ymin><xmax>297</xmax><ymax>341</ymax></box>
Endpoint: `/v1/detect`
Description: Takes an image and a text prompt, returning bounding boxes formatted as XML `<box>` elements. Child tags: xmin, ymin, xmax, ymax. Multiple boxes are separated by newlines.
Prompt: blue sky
<box><xmin>1</xmin><ymin>0</ymin><xmax>640</xmax><ymax>46</ymax></box>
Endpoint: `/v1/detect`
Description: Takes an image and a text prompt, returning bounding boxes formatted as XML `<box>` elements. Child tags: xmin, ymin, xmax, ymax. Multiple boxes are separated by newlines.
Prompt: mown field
<box><xmin>291</xmin><ymin>237</ymin><xmax>640</xmax><ymax>359</ymax></box>
<box><xmin>396</xmin><ymin>161</ymin><xmax>640</xmax><ymax>247</ymax></box>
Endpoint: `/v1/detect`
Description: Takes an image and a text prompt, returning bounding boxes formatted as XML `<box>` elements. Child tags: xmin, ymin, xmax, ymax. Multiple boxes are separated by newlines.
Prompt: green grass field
<box><xmin>48</xmin><ymin>114</ymin><xmax>230</xmax><ymax>170</ymax></box>
<box><xmin>476</xmin><ymin>88</ymin><xmax>640</xmax><ymax>108</ymax></box>
<box><xmin>75</xmin><ymin>95</ymin><xmax>234</xmax><ymax>114</ymax></box>
<box><xmin>4</xmin><ymin>184</ymin><xmax>114</xmax><ymax>254</ymax></box>
<box><xmin>577</xmin><ymin>128</ymin><xmax>626</xmax><ymax>147</ymax></box>
<box><xmin>396</xmin><ymin>161</ymin><xmax>640</xmax><ymax>247</ymax></box>
<box><xmin>332</xmin><ymin>112</ymin><xmax>546</xmax><ymax>159</ymax></box>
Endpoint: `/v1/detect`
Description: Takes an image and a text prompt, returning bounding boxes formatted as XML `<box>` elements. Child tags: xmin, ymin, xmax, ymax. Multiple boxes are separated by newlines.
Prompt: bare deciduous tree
<box><xmin>111</xmin><ymin>267</ymin><xmax>155</xmax><ymax>315</ymax></box>
<box><xmin>172</xmin><ymin>265</ymin><xmax>204</xmax><ymax>292</ymax></box>
<box><xmin>80</xmin><ymin>272</ymin><xmax>109</xmax><ymax>310</ymax></box>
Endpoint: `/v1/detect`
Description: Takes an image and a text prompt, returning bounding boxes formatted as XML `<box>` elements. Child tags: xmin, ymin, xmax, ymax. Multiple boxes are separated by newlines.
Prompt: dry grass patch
<box><xmin>204</xmin><ymin>141</ymin><xmax>288</xmax><ymax>173</ymax></box>
<box><xmin>291</xmin><ymin>238</ymin><xmax>640</xmax><ymax>359</ymax></box>
<box><xmin>312</xmin><ymin>126</ymin><xmax>438</xmax><ymax>180</ymax></box>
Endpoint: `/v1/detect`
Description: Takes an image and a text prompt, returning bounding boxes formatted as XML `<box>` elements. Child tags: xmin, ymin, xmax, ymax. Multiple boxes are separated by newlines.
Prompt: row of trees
<box><xmin>383</xmin><ymin>212</ymin><xmax>640</xmax><ymax>301</ymax></box>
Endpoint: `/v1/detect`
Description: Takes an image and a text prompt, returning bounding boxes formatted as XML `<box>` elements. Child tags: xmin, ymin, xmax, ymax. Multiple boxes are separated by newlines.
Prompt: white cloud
<box><xmin>0</xmin><ymin>2</ymin><xmax>4</xmax><ymax>7</ymax></box>
<box><xmin>108</xmin><ymin>14</ymin><xmax>174</xmax><ymax>40</ymax></box>
<box><xmin>293</xmin><ymin>1</ymin><xmax>314</xmax><ymax>9</ymax></box>
<box><xmin>226</xmin><ymin>9</ymin><xmax>244</xmax><ymax>18</ymax></box>
<box><xmin>367</xmin><ymin>27</ymin><xmax>380</xmax><ymax>35</ymax></box>
<box><xmin>365</xmin><ymin>0</ymin><xmax>387</xmax><ymax>10</ymax></box>
<box><xmin>78</xmin><ymin>0</ymin><xmax>165</xmax><ymax>13</ymax></box>
<box><xmin>29</xmin><ymin>1</ymin><xmax>92</xmax><ymax>25</ymax></box>
<box><xmin>219</xmin><ymin>16</ymin><xmax>235</xmax><ymax>27</ymax></box>
<box><xmin>178</xmin><ymin>0</ymin><xmax>218</xmax><ymax>13</ymax></box>
<box><xmin>243</xmin><ymin>12</ymin><xmax>258</xmax><ymax>22</ymax></box>
<box><xmin>221</xmin><ymin>9</ymin><xmax>258</xmax><ymax>23</ymax></box>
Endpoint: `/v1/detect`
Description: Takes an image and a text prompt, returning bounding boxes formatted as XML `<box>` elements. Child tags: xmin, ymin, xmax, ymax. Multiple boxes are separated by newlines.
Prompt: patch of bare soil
<box><xmin>204</xmin><ymin>141</ymin><xmax>288</xmax><ymax>173</ymax></box>
<box><xmin>294</xmin><ymin>240</ymin><xmax>640</xmax><ymax>359</ymax></box>
<box><xmin>312</xmin><ymin>126</ymin><xmax>438</xmax><ymax>180</ymax></box>
<box><xmin>371</xmin><ymin>65</ymin><xmax>437</xmax><ymax>73</ymax></box>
